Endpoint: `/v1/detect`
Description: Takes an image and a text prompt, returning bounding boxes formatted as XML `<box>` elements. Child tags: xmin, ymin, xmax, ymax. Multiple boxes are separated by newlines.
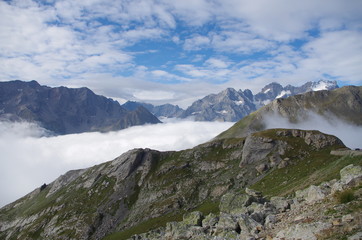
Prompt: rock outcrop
<box><xmin>130</xmin><ymin>164</ymin><xmax>362</xmax><ymax>240</ymax></box>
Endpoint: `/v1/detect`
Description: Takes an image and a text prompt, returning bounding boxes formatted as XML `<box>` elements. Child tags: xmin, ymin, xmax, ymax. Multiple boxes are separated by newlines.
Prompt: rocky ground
<box><xmin>130</xmin><ymin>164</ymin><xmax>362</xmax><ymax>240</ymax></box>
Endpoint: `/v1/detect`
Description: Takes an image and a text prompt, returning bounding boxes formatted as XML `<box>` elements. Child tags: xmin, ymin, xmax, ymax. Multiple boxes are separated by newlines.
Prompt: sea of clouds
<box><xmin>0</xmin><ymin>119</ymin><xmax>233</xmax><ymax>207</ymax></box>
<box><xmin>264</xmin><ymin>112</ymin><xmax>362</xmax><ymax>149</ymax></box>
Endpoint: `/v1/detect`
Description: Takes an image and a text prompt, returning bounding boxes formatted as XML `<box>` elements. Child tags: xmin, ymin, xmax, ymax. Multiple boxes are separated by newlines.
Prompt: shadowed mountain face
<box><xmin>216</xmin><ymin>86</ymin><xmax>362</xmax><ymax>139</ymax></box>
<box><xmin>0</xmin><ymin>80</ymin><xmax>161</xmax><ymax>134</ymax></box>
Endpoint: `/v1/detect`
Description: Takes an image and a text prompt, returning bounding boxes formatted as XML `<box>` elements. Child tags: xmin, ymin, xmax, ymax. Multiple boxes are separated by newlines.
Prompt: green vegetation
<box><xmin>336</xmin><ymin>189</ymin><xmax>355</xmax><ymax>204</ymax></box>
<box><xmin>103</xmin><ymin>211</ymin><xmax>184</xmax><ymax>240</ymax></box>
<box><xmin>251</xmin><ymin>154</ymin><xmax>362</xmax><ymax>197</ymax></box>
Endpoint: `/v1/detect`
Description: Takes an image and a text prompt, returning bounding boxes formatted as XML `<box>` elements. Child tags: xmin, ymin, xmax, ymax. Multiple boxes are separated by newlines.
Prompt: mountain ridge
<box><xmin>123</xmin><ymin>80</ymin><xmax>338</xmax><ymax>121</ymax></box>
<box><xmin>0</xmin><ymin>80</ymin><xmax>161</xmax><ymax>135</ymax></box>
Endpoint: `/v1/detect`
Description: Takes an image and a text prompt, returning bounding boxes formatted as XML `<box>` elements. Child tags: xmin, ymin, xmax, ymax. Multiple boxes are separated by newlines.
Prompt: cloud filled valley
<box><xmin>0</xmin><ymin>120</ymin><xmax>233</xmax><ymax>207</ymax></box>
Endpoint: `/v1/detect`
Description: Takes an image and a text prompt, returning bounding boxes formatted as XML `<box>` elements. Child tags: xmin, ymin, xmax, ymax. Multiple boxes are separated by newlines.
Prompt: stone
<box><xmin>219</xmin><ymin>192</ymin><xmax>255</xmax><ymax>214</ymax></box>
<box><xmin>275</xmin><ymin>221</ymin><xmax>332</xmax><ymax>240</ymax></box>
<box><xmin>304</xmin><ymin>185</ymin><xmax>326</xmax><ymax>203</ymax></box>
<box><xmin>265</xmin><ymin>214</ymin><xmax>277</xmax><ymax>228</ymax></box>
<box><xmin>270</xmin><ymin>196</ymin><xmax>290</xmax><ymax>212</ymax></box>
<box><xmin>183</xmin><ymin>211</ymin><xmax>203</xmax><ymax>226</ymax></box>
<box><xmin>342</xmin><ymin>214</ymin><xmax>354</xmax><ymax>223</ymax></box>
<box><xmin>256</xmin><ymin>163</ymin><xmax>269</xmax><ymax>173</ymax></box>
<box><xmin>216</xmin><ymin>214</ymin><xmax>239</xmax><ymax>232</ymax></box>
<box><xmin>340</xmin><ymin>164</ymin><xmax>362</xmax><ymax>186</ymax></box>
<box><xmin>202</xmin><ymin>213</ymin><xmax>219</xmax><ymax>228</ymax></box>
<box><xmin>237</xmin><ymin>214</ymin><xmax>263</xmax><ymax>235</ymax></box>
<box><xmin>348</xmin><ymin>232</ymin><xmax>362</xmax><ymax>240</ymax></box>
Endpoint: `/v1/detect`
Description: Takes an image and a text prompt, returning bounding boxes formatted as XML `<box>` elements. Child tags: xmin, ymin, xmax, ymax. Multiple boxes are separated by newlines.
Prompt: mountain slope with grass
<box><xmin>2</xmin><ymin>127</ymin><xmax>361</xmax><ymax>240</ymax></box>
<box><xmin>216</xmin><ymin>85</ymin><xmax>362</xmax><ymax>139</ymax></box>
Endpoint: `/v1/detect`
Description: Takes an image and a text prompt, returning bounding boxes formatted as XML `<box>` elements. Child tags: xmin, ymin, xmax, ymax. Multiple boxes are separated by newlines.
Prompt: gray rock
<box><xmin>340</xmin><ymin>164</ymin><xmax>362</xmax><ymax>186</ymax></box>
<box><xmin>219</xmin><ymin>192</ymin><xmax>255</xmax><ymax>214</ymax></box>
<box><xmin>237</xmin><ymin>214</ymin><xmax>263</xmax><ymax>235</ymax></box>
<box><xmin>348</xmin><ymin>232</ymin><xmax>362</xmax><ymax>240</ymax></box>
<box><xmin>202</xmin><ymin>213</ymin><xmax>219</xmax><ymax>228</ymax></box>
<box><xmin>270</xmin><ymin>196</ymin><xmax>290</xmax><ymax>212</ymax></box>
<box><xmin>275</xmin><ymin>221</ymin><xmax>332</xmax><ymax>240</ymax></box>
<box><xmin>183</xmin><ymin>211</ymin><xmax>203</xmax><ymax>226</ymax></box>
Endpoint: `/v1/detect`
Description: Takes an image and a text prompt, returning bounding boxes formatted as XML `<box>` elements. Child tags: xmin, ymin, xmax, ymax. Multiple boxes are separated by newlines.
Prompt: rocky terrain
<box><xmin>0</xmin><ymin>80</ymin><xmax>161</xmax><ymax>134</ymax></box>
<box><xmin>129</xmin><ymin>164</ymin><xmax>362</xmax><ymax>240</ymax></box>
<box><xmin>1</xmin><ymin>127</ymin><xmax>361</xmax><ymax>240</ymax></box>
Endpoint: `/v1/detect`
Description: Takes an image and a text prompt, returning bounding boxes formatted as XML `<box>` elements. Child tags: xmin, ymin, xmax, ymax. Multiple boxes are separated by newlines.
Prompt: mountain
<box><xmin>0</xmin><ymin>80</ymin><xmax>161</xmax><ymax>134</ymax></box>
<box><xmin>2</xmin><ymin>127</ymin><xmax>361</xmax><ymax>240</ymax></box>
<box><xmin>122</xmin><ymin>101</ymin><xmax>185</xmax><ymax>118</ymax></box>
<box><xmin>180</xmin><ymin>80</ymin><xmax>338</xmax><ymax>122</ymax></box>
<box><xmin>217</xmin><ymin>86</ymin><xmax>362</xmax><ymax>139</ymax></box>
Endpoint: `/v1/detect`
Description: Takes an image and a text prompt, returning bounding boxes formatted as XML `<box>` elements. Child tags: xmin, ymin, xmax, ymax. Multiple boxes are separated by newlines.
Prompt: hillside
<box><xmin>2</xmin><ymin>127</ymin><xmax>361</xmax><ymax>240</ymax></box>
<box><xmin>217</xmin><ymin>86</ymin><xmax>362</xmax><ymax>139</ymax></box>
<box><xmin>0</xmin><ymin>80</ymin><xmax>161</xmax><ymax>134</ymax></box>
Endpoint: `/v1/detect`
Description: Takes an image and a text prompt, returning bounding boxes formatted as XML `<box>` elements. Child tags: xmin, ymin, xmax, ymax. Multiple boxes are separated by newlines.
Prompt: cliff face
<box><xmin>1</xmin><ymin>128</ymin><xmax>356</xmax><ymax>240</ymax></box>
<box><xmin>0</xmin><ymin>80</ymin><xmax>161</xmax><ymax>134</ymax></box>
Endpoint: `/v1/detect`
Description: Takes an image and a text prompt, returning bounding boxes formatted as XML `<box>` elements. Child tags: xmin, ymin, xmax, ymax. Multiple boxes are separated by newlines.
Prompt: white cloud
<box><xmin>0</xmin><ymin>120</ymin><xmax>233</xmax><ymax>207</ymax></box>
<box><xmin>264</xmin><ymin>112</ymin><xmax>362</xmax><ymax>149</ymax></box>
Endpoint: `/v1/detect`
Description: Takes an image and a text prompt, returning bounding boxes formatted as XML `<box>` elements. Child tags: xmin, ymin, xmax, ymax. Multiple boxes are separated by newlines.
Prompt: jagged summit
<box><xmin>0</xmin><ymin>80</ymin><xmax>161</xmax><ymax>134</ymax></box>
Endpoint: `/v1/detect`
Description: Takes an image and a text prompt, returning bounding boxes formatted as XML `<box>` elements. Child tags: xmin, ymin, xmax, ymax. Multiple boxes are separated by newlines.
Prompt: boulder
<box><xmin>202</xmin><ymin>213</ymin><xmax>219</xmax><ymax>228</ymax></box>
<box><xmin>219</xmin><ymin>192</ymin><xmax>255</xmax><ymax>214</ymax></box>
<box><xmin>340</xmin><ymin>164</ymin><xmax>362</xmax><ymax>186</ymax></box>
<box><xmin>183</xmin><ymin>211</ymin><xmax>203</xmax><ymax>226</ymax></box>
<box><xmin>237</xmin><ymin>214</ymin><xmax>263</xmax><ymax>235</ymax></box>
<box><xmin>270</xmin><ymin>196</ymin><xmax>290</xmax><ymax>212</ymax></box>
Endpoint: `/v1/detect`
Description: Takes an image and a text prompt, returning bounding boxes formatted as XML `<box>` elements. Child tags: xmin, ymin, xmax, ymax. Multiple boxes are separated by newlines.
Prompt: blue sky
<box><xmin>1</xmin><ymin>0</ymin><xmax>362</xmax><ymax>107</ymax></box>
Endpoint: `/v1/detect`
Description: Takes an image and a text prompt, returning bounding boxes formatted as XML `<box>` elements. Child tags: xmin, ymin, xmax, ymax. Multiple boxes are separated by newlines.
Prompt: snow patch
<box><xmin>234</xmin><ymin>100</ymin><xmax>244</xmax><ymax>105</ymax></box>
<box><xmin>276</xmin><ymin>90</ymin><xmax>291</xmax><ymax>99</ymax></box>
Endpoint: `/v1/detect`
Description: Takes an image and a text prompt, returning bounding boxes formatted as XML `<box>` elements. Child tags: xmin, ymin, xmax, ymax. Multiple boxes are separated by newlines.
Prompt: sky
<box><xmin>1</xmin><ymin>0</ymin><xmax>362</xmax><ymax>107</ymax></box>
<box><xmin>0</xmin><ymin>119</ymin><xmax>233</xmax><ymax>207</ymax></box>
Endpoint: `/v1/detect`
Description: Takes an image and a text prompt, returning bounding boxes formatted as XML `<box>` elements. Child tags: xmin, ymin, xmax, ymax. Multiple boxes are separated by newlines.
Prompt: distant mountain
<box><xmin>0</xmin><ymin>80</ymin><xmax>161</xmax><ymax>134</ymax></box>
<box><xmin>180</xmin><ymin>80</ymin><xmax>338</xmax><ymax>122</ymax></box>
<box><xmin>180</xmin><ymin>88</ymin><xmax>256</xmax><ymax>121</ymax></box>
<box><xmin>217</xmin><ymin>85</ymin><xmax>362</xmax><ymax>139</ymax></box>
<box><xmin>122</xmin><ymin>101</ymin><xmax>185</xmax><ymax>118</ymax></box>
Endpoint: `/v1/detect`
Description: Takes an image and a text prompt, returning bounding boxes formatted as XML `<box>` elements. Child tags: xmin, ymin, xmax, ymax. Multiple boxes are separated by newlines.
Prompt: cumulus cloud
<box><xmin>0</xmin><ymin>120</ymin><xmax>233</xmax><ymax>207</ymax></box>
<box><xmin>263</xmin><ymin>112</ymin><xmax>362</xmax><ymax>149</ymax></box>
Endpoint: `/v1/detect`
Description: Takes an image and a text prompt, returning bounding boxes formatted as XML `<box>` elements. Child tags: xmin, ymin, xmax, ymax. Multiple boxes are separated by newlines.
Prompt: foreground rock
<box><xmin>130</xmin><ymin>164</ymin><xmax>362</xmax><ymax>240</ymax></box>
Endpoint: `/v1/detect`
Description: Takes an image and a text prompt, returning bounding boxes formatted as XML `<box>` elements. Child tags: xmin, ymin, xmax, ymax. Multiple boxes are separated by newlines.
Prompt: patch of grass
<box><xmin>192</xmin><ymin>200</ymin><xmax>220</xmax><ymax>216</ymax></box>
<box><xmin>335</xmin><ymin>189</ymin><xmax>355</xmax><ymax>204</ymax></box>
<box><xmin>251</xmin><ymin>152</ymin><xmax>362</xmax><ymax>197</ymax></box>
<box><xmin>103</xmin><ymin>211</ymin><xmax>184</xmax><ymax>240</ymax></box>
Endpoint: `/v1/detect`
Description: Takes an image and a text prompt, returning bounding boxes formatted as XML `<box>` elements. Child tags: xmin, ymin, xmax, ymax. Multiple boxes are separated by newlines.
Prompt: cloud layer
<box><xmin>0</xmin><ymin>120</ymin><xmax>233</xmax><ymax>207</ymax></box>
<box><xmin>1</xmin><ymin>0</ymin><xmax>361</xmax><ymax>107</ymax></box>
<box><xmin>264</xmin><ymin>112</ymin><xmax>362</xmax><ymax>149</ymax></box>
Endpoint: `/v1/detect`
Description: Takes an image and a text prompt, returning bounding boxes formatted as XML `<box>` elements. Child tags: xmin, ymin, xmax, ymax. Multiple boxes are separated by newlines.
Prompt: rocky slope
<box><xmin>0</xmin><ymin>80</ymin><xmax>161</xmax><ymax>134</ymax></box>
<box><xmin>2</xmin><ymin>127</ymin><xmax>361</xmax><ymax>240</ymax></box>
<box><xmin>129</xmin><ymin>164</ymin><xmax>362</xmax><ymax>240</ymax></box>
<box><xmin>217</xmin><ymin>86</ymin><xmax>362</xmax><ymax>139</ymax></box>
<box><xmin>180</xmin><ymin>80</ymin><xmax>338</xmax><ymax>122</ymax></box>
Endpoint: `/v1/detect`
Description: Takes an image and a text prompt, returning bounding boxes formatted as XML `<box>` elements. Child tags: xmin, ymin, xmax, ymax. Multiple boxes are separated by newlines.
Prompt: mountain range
<box><xmin>0</xmin><ymin>80</ymin><xmax>161</xmax><ymax>135</ymax></box>
<box><xmin>1</xmin><ymin>85</ymin><xmax>361</xmax><ymax>240</ymax></box>
<box><xmin>123</xmin><ymin>80</ymin><xmax>338</xmax><ymax>122</ymax></box>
